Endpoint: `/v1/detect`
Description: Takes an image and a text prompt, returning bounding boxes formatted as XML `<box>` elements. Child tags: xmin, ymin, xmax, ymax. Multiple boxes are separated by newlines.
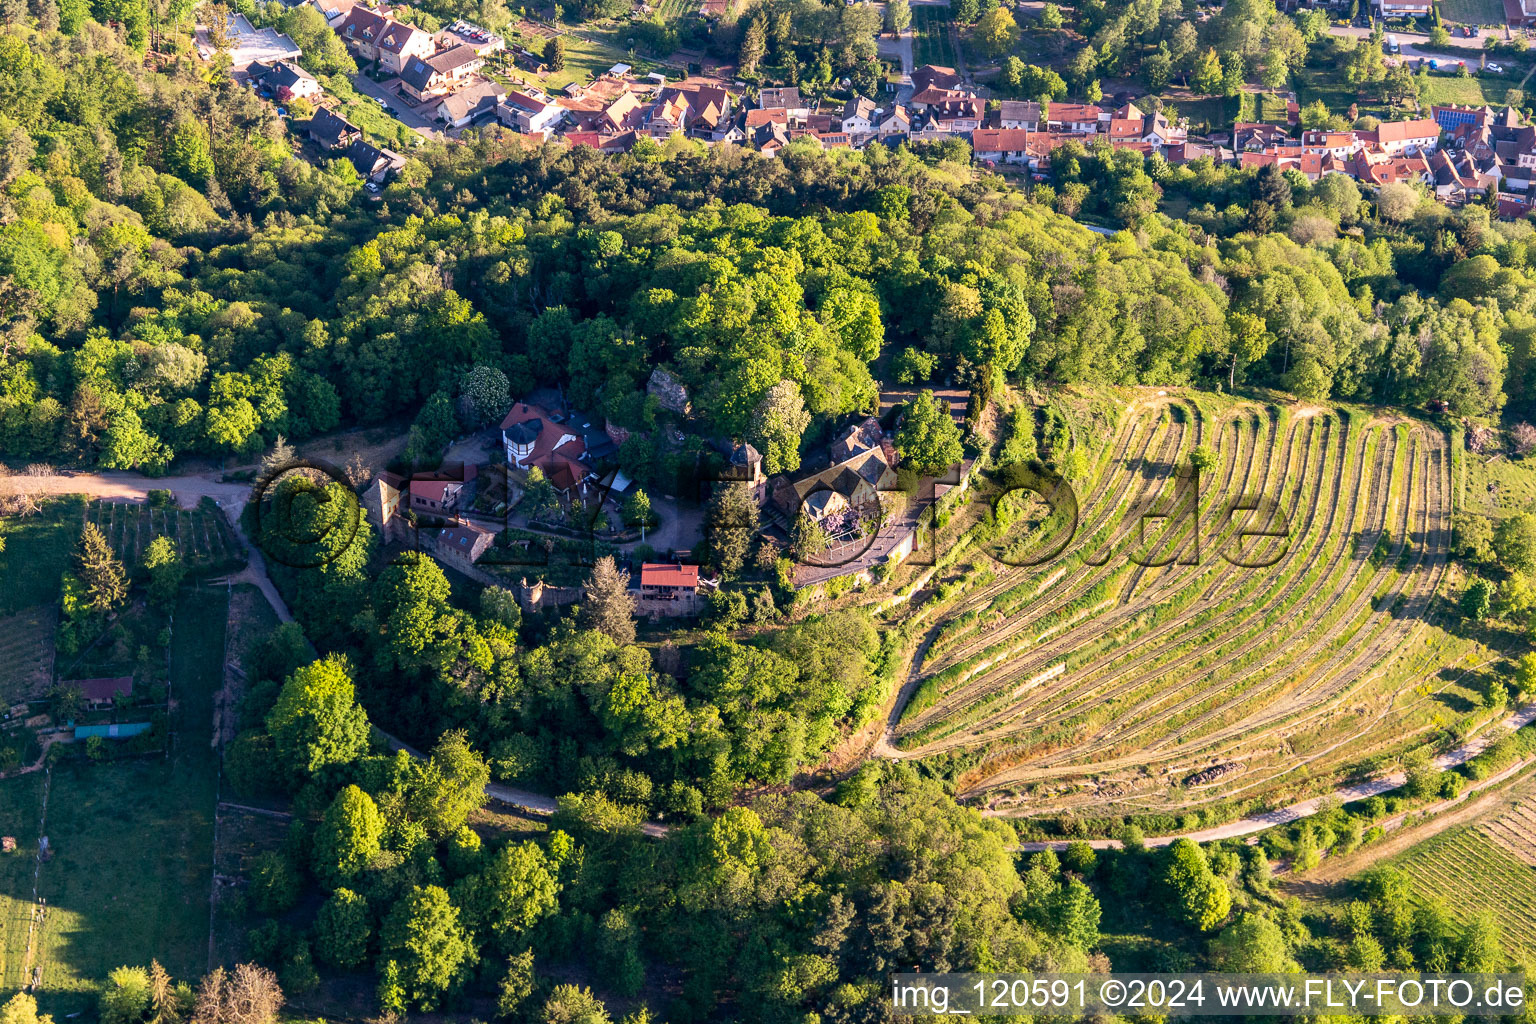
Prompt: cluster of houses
<box><xmin>1230</xmin><ymin>104</ymin><xmax>1536</xmax><ymax>213</ymax></box>
<box><xmin>359</xmin><ymin>371</ymin><xmax>973</xmax><ymax>602</ymax></box>
<box><xmin>212</xmin><ymin>0</ymin><xmax>1536</xmax><ymax>222</ymax></box>
<box><xmin>541</xmin><ymin>65</ymin><xmax>985</xmax><ymax>156</ymax></box>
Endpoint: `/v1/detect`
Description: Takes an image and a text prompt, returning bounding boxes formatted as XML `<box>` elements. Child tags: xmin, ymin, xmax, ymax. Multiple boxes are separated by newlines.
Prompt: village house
<box><xmin>433</xmin><ymin>520</ymin><xmax>496</xmax><ymax>571</ymax></box>
<box><xmin>1044</xmin><ymin>103</ymin><xmax>1103</xmax><ymax>134</ymax></box>
<box><xmin>334</xmin><ymin>7</ymin><xmax>433</xmax><ymax>75</ymax></box>
<box><xmin>498</xmin><ymin>89</ymin><xmax>565</xmax><ymax>134</ymax></box>
<box><xmin>639</xmin><ymin>562</ymin><xmax>700</xmax><ymax>600</ymax></box>
<box><xmin>997</xmin><ymin>100</ymin><xmax>1042</xmax><ymax>131</ymax></box>
<box><xmin>910</xmin><ymin>64</ymin><xmax>963</xmax><ymax>96</ymax></box>
<box><xmin>772</xmin><ymin>417</ymin><xmax>899</xmax><ymax>527</ymax></box>
<box><xmin>240</xmin><ymin>59</ymin><xmax>323</xmax><ymax>101</ymax></box>
<box><xmin>433</xmin><ymin>80</ymin><xmax>506</xmax><ymax>127</ymax></box>
<box><xmin>1363</xmin><ymin>117</ymin><xmax>1441</xmax><ymax>156</ymax></box>
<box><xmin>649</xmin><ymin>84</ymin><xmax>732</xmax><ymax>138</ymax></box>
<box><xmin>972</xmin><ymin>128</ymin><xmax>1032</xmax><ymax>165</ymax></box>
<box><xmin>399</xmin><ymin>44</ymin><xmax>484</xmax><ymax>101</ymax></box>
<box><xmin>307</xmin><ymin>106</ymin><xmax>361</xmax><ymax>150</ymax></box>
<box><xmin>923</xmin><ymin>96</ymin><xmax>983</xmax><ymax>133</ymax></box>
<box><xmin>73</xmin><ymin>677</ymin><xmax>133</xmax><ymax>710</ymax></box>
<box><xmin>839</xmin><ymin>95</ymin><xmax>878</xmax><ymax>135</ymax></box>
<box><xmin>874</xmin><ymin>105</ymin><xmax>910</xmax><ymax>137</ymax></box>
<box><xmin>346</xmin><ymin>138</ymin><xmax>406</xmax><ymax>182</ymax></box>
<box><xmin>1301</xmin><ymin>130</ymin><xmax>1358</xmax><ymax>160</ymax></box>
<box><xmin>1347</xmin><ymin>147</ymin><xmax>1434</xmax><ymax>186</ymax></box>
<box><xmin>1430</xmin><ymin>147</ymin><xmax>1495</xmax><ymax>205</ymax></box>
<box><xmin>306</xmin><ymin>0</ymin><xmax>357</xmax><ymax>27</ymax></box>
<box><xmin>1375</xmin><ymin>0</ymin><xmax>1432</xmax><ymax>16</ymax></box>
<box><xmin>758</xmin><ymin>86</ymin><xmax>808</xmax><ymax>121</ymax></box>
<box><xmin>501</xmin><ymin>401</ymin><xmax>591</xmax><ymax>498</ymax></box>
<box><xmin>409</xmin><ymin>464</ymin><xmax>479</xmax><ymax>516</ymax></box>
<box><xmin>1240</xmin><ymin>148</ymin><xmax>1327</xmax><ymax>181</ymax></box>
<box><xmin>1442</xmin><ymin>105</ymin><xmax>1536</xmax><ymax>195</ymax></box>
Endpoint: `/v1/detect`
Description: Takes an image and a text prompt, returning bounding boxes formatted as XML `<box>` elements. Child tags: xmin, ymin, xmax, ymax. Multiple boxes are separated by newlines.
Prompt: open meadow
<box><xmin>892</xmin><ymin>388</ymin><xmax>1493</xmax><ymax>832</ymax></box>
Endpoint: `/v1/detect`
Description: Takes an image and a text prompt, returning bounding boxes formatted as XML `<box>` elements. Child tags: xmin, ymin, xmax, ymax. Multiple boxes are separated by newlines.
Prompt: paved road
<box><xmin>1015</xmin><ymin>699</ymin><xmax>1536</xmax><ymax>850</ymax></box>
<box><xmin>877</xmin><ymin>25</ymin><xmax>915</xmax><ymax>81</ymax></box>
<box><xmin>347</xmin><ymin>73</ymin><xmax>443</xmax><ymax>139</ymax></box>
<box><xmin>1325</xmin><ymin>23</ymin><xmax>1528</xmax><ymax>67</ymax></box>
<box><xmin>1328</xmin><ymin>24</ymin><xmax>1511</xmax><ymax>47</ymax></box>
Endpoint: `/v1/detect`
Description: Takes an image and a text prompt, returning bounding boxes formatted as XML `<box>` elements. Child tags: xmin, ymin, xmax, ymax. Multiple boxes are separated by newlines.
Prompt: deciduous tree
<box><xmin>314</xmin><ymin>784</ymin><xmax>384</xmax><ymax>887</ymax></box>
<box><xmin>265</xmin><ymin>655</ymin><xmax>370</xmax><ymax>782</ymax></box>
<box><xmin>895</xmin><ymin>390</ymin><xmax>963</xmax><ymax>475</ymax></box>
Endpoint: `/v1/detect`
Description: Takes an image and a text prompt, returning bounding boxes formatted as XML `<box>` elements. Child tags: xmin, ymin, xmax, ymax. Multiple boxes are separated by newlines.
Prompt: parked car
<box><xmin>1486</xmin><ymin>61</ymin><xmax>1504</xmax><ymax>73</ymax></box>
<box><xmin>384</xmin><ymin>105</ymin><xmax>398</xmax><ymax>115</ymax></box>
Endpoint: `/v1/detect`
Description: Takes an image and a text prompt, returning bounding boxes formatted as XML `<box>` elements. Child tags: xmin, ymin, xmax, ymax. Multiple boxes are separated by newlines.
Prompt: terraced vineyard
<box><xmin>893</xmin><ymin>392</ymin><xmax>1462</xmax><ymax>819</ymax></box>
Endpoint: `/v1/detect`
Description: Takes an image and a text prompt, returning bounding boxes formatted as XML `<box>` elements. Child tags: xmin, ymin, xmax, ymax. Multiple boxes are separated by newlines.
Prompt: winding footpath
<box><xmin>11</xmin><ymin>466</ymin><xmax>1518</xmax><ymax>849</ymax></box>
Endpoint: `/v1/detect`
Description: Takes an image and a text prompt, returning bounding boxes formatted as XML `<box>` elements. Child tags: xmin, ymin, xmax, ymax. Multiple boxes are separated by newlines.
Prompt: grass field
<box><xmin>893</xmin><ymin>387</ymin><xmax>1484</xmax><ymax>829</ymax></box>
<box><xmin>0</xmin><ymin>497</ymin><xmax>85</xmax><ymax>614</ymax></box>
<box><xmin>1418</xmin><ymin>73</ymin><xmax>1525</xmax><ymax>109</ymax></box>
<box><xmin>913</xmin><ymin>6</ymin><xmax>958</xmax><ymax>70</ymax></box>
<box><xmin>0</xmin><ymin>585</ymin><xmax>228</xmax><ymax>1015</ymax></box>
<box><xmin>501</xmin><ymin>23</ymin><xmax>685</xmax><ymax>92</ymax></box>
<box><xmin>1468</xmin><ymin>452</ymin><xmax>1536</xmax><ymax>517</ymax></box>
<box><xmin>1437</xmin><ymin>0</ymin><xmax>1506</xmax><ymax>24</ymax></box>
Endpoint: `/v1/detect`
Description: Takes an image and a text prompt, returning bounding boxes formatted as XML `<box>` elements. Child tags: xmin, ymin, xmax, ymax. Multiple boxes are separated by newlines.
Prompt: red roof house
<box><xmin>640</xmin><ymin>563</ymin><xmax>700</xmax><ymax>595</ymax></box>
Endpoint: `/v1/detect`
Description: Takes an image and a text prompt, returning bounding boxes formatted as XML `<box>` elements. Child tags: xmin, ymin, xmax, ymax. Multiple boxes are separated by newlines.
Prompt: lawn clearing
<box><xmin>0</xmin><ymin>497</ymin><xmax>84</xmax><ymax>614</ymax></box>
<box><xmin>1465</xmin><ymin>450</ymin><xmax>1536</xmax><ymax>522</ymax></box>
<box><xmin>1417</xmin><ymin>73</ymin><xmax>1523</xmax><ymax>108</ymax></box>
<box><xmin>502</xmin><ymin>24</ymin><xmax>685</xmax><ymax>92</ymax></box>
<box><xmin>1438</xmin><ymin>0</ymin><xmax>1506</xmax><ymax>24</ymax></box>
<box><xmin>6</xmin><ymin>585</ymin><xmax>228</xmax><ymax>1016</ymax></box>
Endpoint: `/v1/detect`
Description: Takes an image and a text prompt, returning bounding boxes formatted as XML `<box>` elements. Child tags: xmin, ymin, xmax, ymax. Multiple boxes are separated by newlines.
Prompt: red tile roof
<box><xmin>1371</xmin><ymin>118</ymin><xmax>1441</xmax><ymax>145</ymax></box>
<box><xmin>640</xmin><ymin>563</ymin><xmax>699</xmax><ymax>588</ymax></box>
<box><xmin>1046</xmin><ymin>103</ymin><xmax>1102</xmax><ymax>125</ymax></box>
<box><xmin>972</xmin><ymin>128</ymin><xmax>1032</xmax><ymax>152</ymax></box>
